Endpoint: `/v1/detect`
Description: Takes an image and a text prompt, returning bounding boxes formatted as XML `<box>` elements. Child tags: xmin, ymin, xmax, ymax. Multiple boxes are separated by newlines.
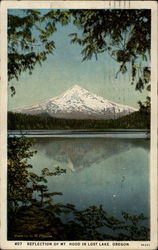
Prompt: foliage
<box><xmin>8</xmin><ymin>137</ymin><xmax>36</xmax><ymax>208</ymax></box>
<box><xmin>138</xmin><ymin>96</ymin><xmax>150</xmax><ymax>114</ymax></box>
<box><xmin>7</xmin><ymin>9</ymin><xmax>151</xmax><ymax>240</ymax></box>
<box><xmin>8</xmin><ymin>9</ymin><xmax>70</xmax><ymax>95</ymax></box>
<box><xmin>7</xmin><ymin>136</ymin><xmax>67</xmax><ymax>239</ymax></box>
<box><xmin>8</xmin><ymin>137</ymin><xmax>149</xmax><ymax>240</ymax></box>
<box><xmin>69</xmin><ymin>9</ymin><xmax>151</xmax><ymax>93</ymax></box>
<box><xmin>67</xmin><ymin>206</ymin><xmax>149</xmax><ymax>241</ymax></box>
<box><xmin>8</xmin><ymin>9</ymin><xmax>151</xmax><ymax>97</ymax></box>
<box><xmin>8</xmin><ymin>111</ymin><xmax>150</xmax><ymax>130</ymax></box>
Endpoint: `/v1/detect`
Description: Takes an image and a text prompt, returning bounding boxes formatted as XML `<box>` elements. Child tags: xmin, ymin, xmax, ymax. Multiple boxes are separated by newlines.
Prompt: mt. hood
<box><xmin>13</xmin><ymin>85</ymin><xmax>138</xmax><ymax>120</ymax></box>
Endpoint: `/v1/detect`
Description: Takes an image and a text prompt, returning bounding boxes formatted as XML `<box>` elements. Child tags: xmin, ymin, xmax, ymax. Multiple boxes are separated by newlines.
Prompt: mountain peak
<box><xmin>60</xmin><ymin>85</ymin><xmax>89</xmax><ymax>100</ymax></box>
<box><xmin>13</xmin><ymin>85</ymin><xmax>137</xmax><ymax>120</ymax></box>
<box><xmin>68</xmin><ymin>85</ymin><xmax>88</xmax><ymax>93</ymax></box>
<box><xmin>72</xmin><ymin>84</ymin><xmax>83</xmax><ymax>89</ymax></box>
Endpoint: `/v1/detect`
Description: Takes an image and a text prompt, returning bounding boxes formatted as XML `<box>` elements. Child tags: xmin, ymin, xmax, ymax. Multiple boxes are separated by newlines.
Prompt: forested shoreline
<box><xmin>8</xmin><ymin>111</ymin><xmax>150</xmax><ymax>130</ymax></box>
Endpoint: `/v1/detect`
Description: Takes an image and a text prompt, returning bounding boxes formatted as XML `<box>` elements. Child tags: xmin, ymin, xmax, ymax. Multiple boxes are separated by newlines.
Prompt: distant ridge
<box><xmin>13</xmin><ymin>85</ymin><xmax>138</xmax><ymax>120</ymax></box>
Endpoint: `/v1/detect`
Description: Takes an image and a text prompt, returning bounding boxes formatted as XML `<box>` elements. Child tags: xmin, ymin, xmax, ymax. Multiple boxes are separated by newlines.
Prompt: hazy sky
<box><xmin>8</xmin><ymin>9</ymin><xmax>148</xmax><ymax>110</ymax></box>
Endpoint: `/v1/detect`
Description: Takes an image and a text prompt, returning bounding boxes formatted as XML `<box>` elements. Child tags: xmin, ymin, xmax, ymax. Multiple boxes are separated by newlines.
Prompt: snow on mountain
<box><xmin>12</xmin><ymin>85</ymin><xmax>138</xmax><ymax>120</ymax></box>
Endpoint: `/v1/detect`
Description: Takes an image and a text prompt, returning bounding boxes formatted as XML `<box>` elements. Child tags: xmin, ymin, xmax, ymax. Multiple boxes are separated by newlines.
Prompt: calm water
<box><xmin>29</xmin><ymin>137</ymin><xmax>149</xmax><ymax>224</ymax></box>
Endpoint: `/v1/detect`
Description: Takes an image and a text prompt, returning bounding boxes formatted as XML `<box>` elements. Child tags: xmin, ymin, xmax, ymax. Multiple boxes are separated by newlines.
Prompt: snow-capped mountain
<box><xmin>13</xmin><ymin>85</ymin><xmax>138</xmax><ymax>120</ymax></box>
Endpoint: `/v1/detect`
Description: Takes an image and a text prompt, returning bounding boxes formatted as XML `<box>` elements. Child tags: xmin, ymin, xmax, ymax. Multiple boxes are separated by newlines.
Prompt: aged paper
<box><xmin>0</xmin><ymin>1</ymin><xmax>157</xmax><ymax>249</ymax></box>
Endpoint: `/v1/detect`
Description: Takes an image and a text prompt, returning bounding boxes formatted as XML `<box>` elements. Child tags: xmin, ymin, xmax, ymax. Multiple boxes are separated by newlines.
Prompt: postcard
<box><xmin>0</xmin><ymin>1</ymin><xmax>157</xmax><ymax>250</ymax></box>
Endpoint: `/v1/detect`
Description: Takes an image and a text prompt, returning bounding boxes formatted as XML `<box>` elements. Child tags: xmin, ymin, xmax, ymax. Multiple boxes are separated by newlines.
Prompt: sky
<box><xmin>8</xmin><ymin>9</ymin><xmax>149</xmax><ymax>110</ymax></box>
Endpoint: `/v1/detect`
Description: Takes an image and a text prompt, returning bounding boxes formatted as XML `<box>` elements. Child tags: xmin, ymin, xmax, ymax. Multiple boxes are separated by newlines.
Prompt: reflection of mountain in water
<box><xmin>33</xmin><ymin>138</ymin><xmax>149</xmax><ymax>172</ymax></box>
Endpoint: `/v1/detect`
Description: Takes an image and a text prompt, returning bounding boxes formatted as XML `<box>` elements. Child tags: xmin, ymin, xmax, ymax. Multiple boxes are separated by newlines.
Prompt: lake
<box><xmin>29</xmin><ymin>137</ymin><xmax>150</xmax><ymax>230</ymax></box>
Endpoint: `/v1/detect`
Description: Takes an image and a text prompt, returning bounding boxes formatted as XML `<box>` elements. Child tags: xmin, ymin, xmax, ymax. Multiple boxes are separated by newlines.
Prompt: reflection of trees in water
<box><xmin>34</xmin><ymin>138</ymin><xmax>149</xmax><ymax>172</ymax></box>
<box><xmin>8</xmin><ymin>137</ymin><xmax>149</xmax><ymax>241</ymax></box>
